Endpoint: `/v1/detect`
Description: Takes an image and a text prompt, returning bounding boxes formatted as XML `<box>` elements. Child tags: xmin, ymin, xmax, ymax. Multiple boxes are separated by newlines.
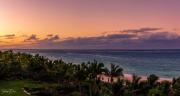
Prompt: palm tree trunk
<box><xmin>89</xmin><ymin>83</ymin><xmax>92</xmax><ymax>96</ymax></box>
<box><xmin>79</xmin><ymin>82</ymin><xmax>82</xmax><ymax>96</ymax></box>
<box><xmin>111</xmin><ymin>76</ymin><xmax>113</xmax><ymax>83</ymax></box>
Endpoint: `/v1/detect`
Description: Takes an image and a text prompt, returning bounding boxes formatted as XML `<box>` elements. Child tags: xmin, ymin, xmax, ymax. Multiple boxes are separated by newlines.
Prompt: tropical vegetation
<box><xmin>0</xmin><ymin>50</ymin><xmax>180</xmax><ymax>96</ymax></box>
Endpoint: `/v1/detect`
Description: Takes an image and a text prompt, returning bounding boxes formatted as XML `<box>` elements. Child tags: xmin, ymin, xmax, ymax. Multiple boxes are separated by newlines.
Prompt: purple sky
<box><xmin>0</xmin><ymin>0</ymin><xmax>180</xmax><ymax>49</ymax></box>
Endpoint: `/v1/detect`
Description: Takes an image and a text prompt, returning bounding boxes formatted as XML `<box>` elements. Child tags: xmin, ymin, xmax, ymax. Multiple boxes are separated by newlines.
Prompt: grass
<box><xmin>0</xmin><ymin>80</ymin><xmax>43</xmax><ymax>96</ymax></box>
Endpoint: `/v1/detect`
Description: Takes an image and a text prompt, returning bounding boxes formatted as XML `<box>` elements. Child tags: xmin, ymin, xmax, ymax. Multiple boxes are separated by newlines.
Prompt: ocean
<box><xmin>12</xmin><ymin>49</ymin><xmax>180</xmax><ymax>78</ymax></box>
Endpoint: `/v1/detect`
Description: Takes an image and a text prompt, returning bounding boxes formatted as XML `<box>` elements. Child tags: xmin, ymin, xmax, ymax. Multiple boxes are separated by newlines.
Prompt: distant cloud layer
<box><xmin>121</xmin><ymin>27</ymin><xmax>161</xmax><ymax>33</ymax></box>
<box><xmin>2</xmin><ymin>27</ymin><xmax>180</xmax><ymax>49</ymax></box>
<box><xmin>53</xmin><ymin>27</ymin><xmax>180</xmax><ymax>49</ymax></box>
<box><xmin>24</xmin><ymin>34</ymin><xmax>39</xmax><ymax>42</ymax></box>
<box><xmin>0</xmin><ymin>34</ymin><xmax>16</xmax><ymax>39</ymax></box>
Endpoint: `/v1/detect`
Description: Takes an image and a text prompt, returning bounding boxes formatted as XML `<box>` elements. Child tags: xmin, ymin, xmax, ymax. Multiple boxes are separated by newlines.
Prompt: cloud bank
<box><xmin>0</xmin><ymin>34</ymin><xmax>16</xmax><ymax>39</ymax></box>
<box><xmin>2</xmin><ymin>27</ymin><xmax>180</xmax><ymax>49</ymax></box>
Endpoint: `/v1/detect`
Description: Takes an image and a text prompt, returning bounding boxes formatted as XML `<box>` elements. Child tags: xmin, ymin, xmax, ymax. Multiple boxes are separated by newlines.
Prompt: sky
<box><xmin>0</xmin><ymin>0</ymin><xmax>180</xmax><ymax>49</ymax></box>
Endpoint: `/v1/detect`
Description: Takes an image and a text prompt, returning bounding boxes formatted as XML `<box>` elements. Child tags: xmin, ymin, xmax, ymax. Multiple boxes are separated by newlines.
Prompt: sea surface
<box><xmin>12</xmin><ymin>49</ymin><xmax>180</xmax><ymax>78</ymax></box>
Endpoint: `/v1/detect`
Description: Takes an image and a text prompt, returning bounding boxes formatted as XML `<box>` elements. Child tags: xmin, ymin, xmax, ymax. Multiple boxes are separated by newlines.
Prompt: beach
<box><xmin>98</xmin><ymin>74</ymin><xmax>172</xmax><ymax>83</ymax></box>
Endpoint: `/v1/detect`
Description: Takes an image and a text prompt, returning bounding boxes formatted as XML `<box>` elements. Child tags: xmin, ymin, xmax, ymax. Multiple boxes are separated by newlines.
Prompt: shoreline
<box><xmin>98</xmin><ymin>73</ymin><xmax>173</xmax><ymax>83</ymax></box>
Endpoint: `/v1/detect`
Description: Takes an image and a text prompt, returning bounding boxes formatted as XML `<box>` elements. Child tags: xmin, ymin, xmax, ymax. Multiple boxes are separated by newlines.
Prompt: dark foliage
<box><xmin>0</xmin><ymin>50</ymin><xmax>180</xmax><ymax>96</ymax></box>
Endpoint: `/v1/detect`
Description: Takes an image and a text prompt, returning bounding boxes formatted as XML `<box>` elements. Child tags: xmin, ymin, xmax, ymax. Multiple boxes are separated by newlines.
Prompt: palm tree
<box><xmin>159</xmin><ymin>81</ymin><xmax>171</xmax><ymax>96</ymax></box>
<box><xmin>172</xmin><ymin>77</ymin><xmax>180</xmax><ymax>95</ymax></box>
<box><xmin>90</xmin><ymin>79</ymin><xmax>112</xmax><ymax>96</ymax></box>
<box><xmin>8</xmin><ymin>60</ymin><xmax>23</xmax><ymax>79</ymax></box>
<box><xmin>87</xmin><ymin>60</ymin><xmax>106</xmax><ymax>80</ymax></box>
<box><xmin>147</xmin><ymin>74</ymin><xmax>159</xmax><ymax>88</ymax></box>
<box><xmin>0</xmin><ymin>62</ymin><xmax>8</xmax><ymax>79</ymax></box>
<box><xmin>130</xmin><ymin>74</ymin><xmax>143</xmax><ymax>95</ymax></box>
<box><xmin>131</xmin><ymin>74</ymin><xmax>141</xmax><ymax>90</ymax></box>
<box><xmin>112</xmin><ymin>78</ymin><xmax>125</xmax><ymax>96</ymax></box>
<box><xmin>74</xmin><ymin>63</ymin><xmax>89</xmax><ymax>96</ymax></box>
<box><xmin>109</xmin><ymin>64</ymin><xmax>123</xmax><ymax>82</ymax></box>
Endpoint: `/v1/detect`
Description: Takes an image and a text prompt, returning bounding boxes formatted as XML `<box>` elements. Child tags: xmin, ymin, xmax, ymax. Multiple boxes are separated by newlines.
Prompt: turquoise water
<box><xmin>14</xmin><ymin>49</ymin><xmax>180</xmax><ymax>78</ymax></box>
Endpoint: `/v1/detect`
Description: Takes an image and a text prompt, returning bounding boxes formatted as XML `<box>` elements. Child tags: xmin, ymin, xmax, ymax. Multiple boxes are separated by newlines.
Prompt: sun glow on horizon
<box><xmin>0</xmin><ymin>0</ymin><xmax>180</xmax><ymax>49</ymax></box>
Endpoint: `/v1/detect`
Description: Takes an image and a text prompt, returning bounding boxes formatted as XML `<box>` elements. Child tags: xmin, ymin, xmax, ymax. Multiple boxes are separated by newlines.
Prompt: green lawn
<box><xmin>0</xmin><ymin>80</ymin><xmax>42</xmax><ymax>96</ymax></box>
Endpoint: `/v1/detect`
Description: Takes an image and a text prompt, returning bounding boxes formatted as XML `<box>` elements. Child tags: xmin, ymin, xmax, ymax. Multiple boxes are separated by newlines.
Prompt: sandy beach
<box><xmin>98</xmin><ymin>74</ymin><xmax>172</xmax><ymax>83</ymax></box>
